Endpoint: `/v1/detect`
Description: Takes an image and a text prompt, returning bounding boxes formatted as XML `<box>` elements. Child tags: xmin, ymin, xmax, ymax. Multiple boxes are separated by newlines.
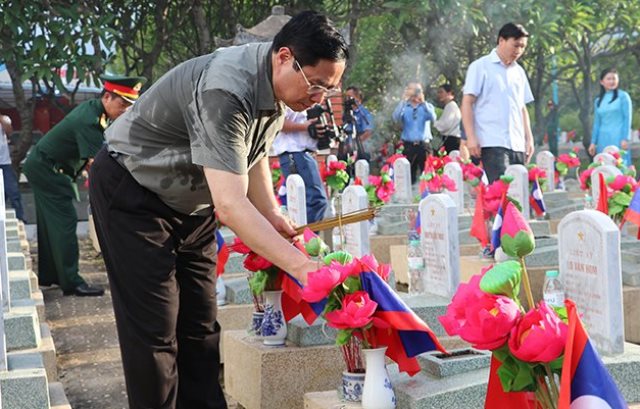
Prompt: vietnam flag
<box><xmin>215</xmin><ymin>229</ymin><xmax>229</xmax><ymax>277</ymax></box>
<box><xmin>558</xmin><ymin>299</ymin><xmax>626</xmax><ymax>409</ymax></box>
<box><xmin>360</xmin><ymin>271</ymin><xmax>446</xmax><ymax>375</ymax></box>
<box><xmin>595</xmin><ymin>173</ymin><xmax>609</xmax><ymax>215</ymax></box>
<box><xmin>470</xmin><ymin>184</ymin><xmax>489</xmax><ymax>248</ymax></box>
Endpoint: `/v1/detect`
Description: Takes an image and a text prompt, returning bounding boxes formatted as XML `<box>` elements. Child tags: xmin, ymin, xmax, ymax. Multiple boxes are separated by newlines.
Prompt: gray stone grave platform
<box><xmin>5</xmin><ymin>304</ymin><xmax>42</xmax><ymax>351</ymax></box>
<box><xmin>286</xmin><ymin>316</ymin><xmax>336</xmax><ymax>347</ymax></box>
<box><xmin>218</xmin><ymin>303</ymin><xmax>254</xmax><ymax>364</ymax></box>
<box><xmin>459</xmin><ymin>220</ymin><xmax>551</xmax><ymax>248</ymax></box>
<box><xmin>12</xmin><ymin>292</ymin><xmax>45</xmax><ymax>324</ymax></box>
<box><xmin>0</xmin><ymin>352</ymin><xmax>50</xmax><ymax>409</ymax></box>
<box><xmin>49</xmin><ymin>382</ymin><xmax>72</xmax><ymax>409</ymax></box>
<box><xmin>223</xmin><ymin>329</ymin><xmax>343</xmax><ymax>409</ymax></box>
<box><xmin>9</xmin><ymin>322</ymin><xmax>57</xmax><ymax>382</ymax></box>
<box><xmin>9</xmin><ymin>269</ymin><xmax>33</xmax><ymax>301</ymax></box>
<box><xmin>223</xmin><ymin>275</ymin><xmax>253</xmax><ymax>304</ymax></box>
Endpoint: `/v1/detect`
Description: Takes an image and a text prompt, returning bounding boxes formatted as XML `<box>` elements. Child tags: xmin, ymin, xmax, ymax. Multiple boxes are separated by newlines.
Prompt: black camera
<box><xmin>306</xmin><ymin>104</ymin><xmax>338</xmax><ymax>150</ymax></box>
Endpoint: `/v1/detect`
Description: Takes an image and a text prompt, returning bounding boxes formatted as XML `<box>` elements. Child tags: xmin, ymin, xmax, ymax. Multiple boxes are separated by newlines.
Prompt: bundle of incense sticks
<box><xmin>293</xmin><ymin>207</ymin><xmax>379</xmax><ymax>235</ymax></box>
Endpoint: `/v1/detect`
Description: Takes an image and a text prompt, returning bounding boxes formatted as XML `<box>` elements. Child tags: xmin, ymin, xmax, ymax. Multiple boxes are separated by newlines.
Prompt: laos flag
<box><xmin>215</xmin><ymin>229</ymin><xmax>229</xmax><ymax>277</ymax></box>
<box><xmin>530</xmin><ymin>177</ymin><xmax>546</xmax><ymax>216</ymax></box>
<box><xmin>558</xmin><ymin>300</ymin><xmax>626</xmax><ymax>409</ymax></box>
<box><xmin>360</xmin><ymin>271</ymin><xmax>446</xmax><ymax>375</ymax></box>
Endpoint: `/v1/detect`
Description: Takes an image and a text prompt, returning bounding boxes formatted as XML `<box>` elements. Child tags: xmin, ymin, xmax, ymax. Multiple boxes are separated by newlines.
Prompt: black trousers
<box><xmin>442</xmin><ymin>136</ymin><xmax>461</xmax><ymax>154</ymax></box>
<box><xmin>403</xmin><ymin>140</ymin><xmax>430</xmax><ymax>184</ymax></box>
<box><xmin>481</xmin><ymin>147</ymin><xmax>525</xmax><ymax>184</ymax></box>
<box><xmin>89</xmin><ymin>147</ymin><xmax>227</xmax><ymax>409</ymax></box>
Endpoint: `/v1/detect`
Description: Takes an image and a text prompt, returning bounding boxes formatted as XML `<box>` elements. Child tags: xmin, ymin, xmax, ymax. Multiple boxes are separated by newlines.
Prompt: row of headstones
<box><xmin>0</xmin><ymin>171</ymin><xmax>70</xmax><ymax>409</ymax></box>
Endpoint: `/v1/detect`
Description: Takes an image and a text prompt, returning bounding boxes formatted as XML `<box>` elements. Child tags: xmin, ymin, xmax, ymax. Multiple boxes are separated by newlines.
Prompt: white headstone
<box><xmin>443</xmin><ymin>162</ymin><xmax>464</xmax><ymax>214</ymax></box>
<box><xmin>536</xmin><ymin>151</ymin><xmax>555</xmax><ymax>192</ymax></box>
<box><xmin>0</xmin><ymin>170</ymin><xmax>8</xmax><ymax>369</ymax></box>
<box><xmin>419</xmin><ymin>194</ymin><xmax>460</xmax><ymax>298</ymax></box>
<box><xmin>603</xmin><ymin>145</ymin><xmax>620</xmax><ymax>155</ymax></box>
<box><xmin>342</xmin><ymin>185</ymin><xmax>370</xmax><ymax>257</ymax></box>
<box><xmin>327</xmin><ymin>154</ymin><xmax>338</xmax><ymax>165</ymax></box>
<box><xmin>355</xmin><ymin>160</ymin><xmax>370</xmax><ymax>185</ymax></box>
<box><xmin>593</xmin><ymin>152</ymin><xmax>617</xmax><ymax>166</ymax></box>
<box><xmin>448</xmin><ymin>150</ymin><xmax>461</xmax><ymax>161</ymax></box>
<box><xmin>590</xmin><ymin>165</ymin><xmax>621</xmax><ymax>206</ymax></box>
<box><xmin>558</xmin><ymin>210</ymin><xmax>624</xmax><ymax>355</ymax></box>
<box><xmin>393</xmin><ymin>158</ymin><xmax>412</xmax><ymax>204</ymax></box>
<box><xmin>286</xmin><ymin>174</ymin><xmax>307</xmax><ymax>227</ymax></box>
<box><xmin>560</xmin><ymin>131</ymin><xmax>567</xmax><ymax>144</ymax></box>
<box><xmin>505</xmin><ymin>164</ymin><xmax>530</xmax><ymax>220</ymax></box>
<box><xmin>632</xmin><ymin>130</ymin><xmax>640</xmax><ymax>143</ymax></box>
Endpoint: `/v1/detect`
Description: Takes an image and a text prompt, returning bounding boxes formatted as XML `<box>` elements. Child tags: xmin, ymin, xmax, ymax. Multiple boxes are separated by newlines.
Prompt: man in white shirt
<box><xmin>461</xmin><ymin>23</ymin><xmax>535</xmax><ymax>183</ymax></box>
<box><xmin>0</xmin><ymin>115</ymin><xmax>24</xmax><ymax>222</ymax></box>
<box><xmin>434</xmin><ymin>83</ymin><xmax>461</xmax><ymax>154</ymax></box>
<box><xmin>271</xmin><ymin>106</ymin><xmax>328</xmax><ymax>223</ymax></box>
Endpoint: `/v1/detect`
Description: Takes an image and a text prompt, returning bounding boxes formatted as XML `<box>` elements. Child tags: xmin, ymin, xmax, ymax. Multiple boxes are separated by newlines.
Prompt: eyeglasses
<box><xmin>293</xmin><ymin>58</ymin><xmax>341</xmax><ymax>98</ymax></box>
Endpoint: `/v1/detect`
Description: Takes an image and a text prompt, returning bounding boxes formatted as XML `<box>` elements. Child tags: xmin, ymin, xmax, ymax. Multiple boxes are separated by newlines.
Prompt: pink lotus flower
<box><xmin>376</xmin><ymin>181</ymin><xmax>395</xmax><ymax>202</ymax></box>
<box><xmin>484</xmin><ymin>180</ymin><xmax>509</xmax><ymax>217</ymax></box>
<box><xmin>442</xmin><ymin>155</ymin><xmax>453</xmax><ymax>165</ymax></box>
<box><xmin>579</xmin><ymin>168</ymin><xmax>595</xmax><ymax>190</ymax></box>
<box><xmin>441</xmin><ymin>174</ymin><xmax>456</xmax><ymax>192</ymax></box>
<box><xmin>325</xmin><ymin>291</ymin><xmax>378</xmax><ymax>330</ymax></box>
<box><xmin>359</xmin><ymin>254</ymin><xmax>391</xmax><ymax>281</ymax></box>
<box><xmin>508</xmin><ymin>302</ymin><xmax>568</xmax><ymax>362</ymax></box>
<box><xmin>368</xmin><ymin>175</ymin><xmax>381</xmax><ymax>187</ymax></box>
<box><xmin>528</xmin><ymin>166</ymin><xmax>547</xmax><ymax>182</ymax></box>
<box><xmin>557</xmin><ymin>153</ymin><xmax>580</xmax><ymax>168</ymax></box>
<box><xmin>302</xmin><ymin>266</ymin><xmax>343</xmax><ymax>303</ymax></box>
<box><xmin>500</xmin><ymin>202</ymin><xmax>535</xmax><ymax>258</ymax></box>
<box><xmin>439</xmin><ymin>274</ymin><xmax>521</xmax><ymax>350</ymax></box>
<box><xmin>608</xmin><ymin>175</ymin><xmax>636</xmax><ymax>192</ymax></box>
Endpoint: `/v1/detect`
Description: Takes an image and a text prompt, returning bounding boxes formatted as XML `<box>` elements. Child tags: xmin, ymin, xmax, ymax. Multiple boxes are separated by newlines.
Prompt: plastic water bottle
<box><xmin>584</xmin><ymin>194</ymin><xmax>594</xmax><ymax>210</ymax></box>
<box><xmin>332</xmin><ymin>227</ymin><xmax>343</xmax><ymax>251</ymax></box>
<box><xmin>543</xmin><ymin>270</ymin><xmax>565</xmax><ymax>308</ymax></box>
<box><xmin>407</xmin><ymin>239</ymin><xmax>425</xmax><ymax>295</ymax></box>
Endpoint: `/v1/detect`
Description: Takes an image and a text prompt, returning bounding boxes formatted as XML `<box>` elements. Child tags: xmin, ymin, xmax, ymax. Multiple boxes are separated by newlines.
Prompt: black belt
<box><xmin>279</xmin><ymin>150</ymin><xmax>316</xmax><ymax>155</ymax></box>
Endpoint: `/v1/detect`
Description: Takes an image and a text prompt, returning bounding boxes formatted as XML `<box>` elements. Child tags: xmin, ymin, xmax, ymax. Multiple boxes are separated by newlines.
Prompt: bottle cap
<box><xmin>545</xmin><ymin>270</ymin><xmax>559</xmax><ymax>278</ymax></box>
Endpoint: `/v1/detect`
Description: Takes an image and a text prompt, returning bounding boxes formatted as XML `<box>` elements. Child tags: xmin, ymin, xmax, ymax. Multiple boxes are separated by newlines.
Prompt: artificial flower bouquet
<box><xmin>419</xmin><ymin>149</ymin><xmax>456</xmax><ymax>195</ymax></box>
<box><xmin>300</xmin><ymin>231</ymin><xmax>445</xmax><ymax>376</ymax></box>
<box><xmin>528</xmin><ymin>164</ymin><xmax>548</xmax><ymax>192</ymax></box>
<box><xmin>362</xmin><ymin>164</ymin><xmax>395</xmax><ymax>206</ymax></box>
<box><xmin>440</xmin><ymin>202</ymin><xmax>625</xmax><ymax>408</ymax></box>
<box><xmin>555</xmin><ymin>151</ymin><xmax>581</xmax><ymax>188</ymax></box>
<box><xmin>321</xmin><ymin>160</ymin><xmax>350</xmax><ymax>192</ymax></box>
<box><xmin>600</xmin><ymin>174</ymin><xmax>638</xmax><ymax>223</ymax></box>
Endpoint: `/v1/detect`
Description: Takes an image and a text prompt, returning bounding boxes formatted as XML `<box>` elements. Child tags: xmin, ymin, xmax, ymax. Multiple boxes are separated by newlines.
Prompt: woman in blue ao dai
<box><xmin>589</xmin><ymin>68</ymin><xmax>633</xmax><ymax>165</ymax></box>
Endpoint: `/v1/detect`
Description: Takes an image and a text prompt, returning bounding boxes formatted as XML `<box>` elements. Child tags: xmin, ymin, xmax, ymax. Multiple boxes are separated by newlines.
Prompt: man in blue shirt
<box><xmin>392</xmin><ymin>82</ymin><xmax>436</xmax><ymax>183</ymax></box>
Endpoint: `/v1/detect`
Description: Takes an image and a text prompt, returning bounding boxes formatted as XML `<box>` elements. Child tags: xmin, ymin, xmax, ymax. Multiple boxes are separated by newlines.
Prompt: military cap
<box><xmin>100</xmin><ymin>74</ymin><xmax>147</xmax><ymax>103</ymax></box>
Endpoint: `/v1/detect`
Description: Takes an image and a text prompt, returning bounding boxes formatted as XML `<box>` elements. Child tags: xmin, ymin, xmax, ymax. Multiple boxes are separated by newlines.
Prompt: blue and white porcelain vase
<box><xmin>342</xmin><ymin>371</ymin><xmax>365</xmax><ymax>402</ymax></box>
<box><xmin>261</xmin><ymin>290</ymin><xmax>286</xmax><ymax>346</ymax></box>
<box><xmin>361</xmin><ymin>347</ymin><xmax>396</xmax><ymax>409</ymax></box>
<box><xmin>250</xmin><ymin>311</ymin><xmax>264</xmax><ymax>336</ymax></box>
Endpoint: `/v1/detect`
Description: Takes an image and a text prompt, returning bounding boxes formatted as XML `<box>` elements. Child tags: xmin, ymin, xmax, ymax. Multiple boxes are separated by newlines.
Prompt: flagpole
<box><xmin>519</xmin><ymin>257</ymin><xmax>535</xmax><ymax>310</ymax></box>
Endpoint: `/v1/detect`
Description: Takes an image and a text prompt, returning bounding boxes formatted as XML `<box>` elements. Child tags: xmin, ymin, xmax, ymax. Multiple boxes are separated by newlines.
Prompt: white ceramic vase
<box><xmin>261</xmin><ymin>290</ymin><xmax>287</xmax><ymax>346</ymax></box>
<box><xmin>361</xmin><ymin>347</ymin><xmax>396</xmax><ymax>409</ymax></box>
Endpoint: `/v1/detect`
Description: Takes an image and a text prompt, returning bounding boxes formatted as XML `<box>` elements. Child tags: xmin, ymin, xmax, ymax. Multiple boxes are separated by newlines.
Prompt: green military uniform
<box><xmin>23</xmin><ymin>99</ymin><xmax>107</xmax><ymax>291</ymax></box>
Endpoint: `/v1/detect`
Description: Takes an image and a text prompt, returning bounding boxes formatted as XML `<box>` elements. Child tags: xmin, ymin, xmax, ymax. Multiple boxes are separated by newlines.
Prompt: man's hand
<box><xmin>466</xmin><ymin>134</ymin><xmax>481</xmax><ymax>158</ymax></box>
<box><xmin>588</xmin><ymin>143</ymin><xmax>596</xmax><ymax>157</ymax></box>
<box><xmin>265</xmin><ymin>207</ymin><xmax>297</xmax><ymax>238</ymax></box>
<box><xmin>525</xmin><ymin>138</ymin><xmax>535</xmax><ymax>164</ymax></box>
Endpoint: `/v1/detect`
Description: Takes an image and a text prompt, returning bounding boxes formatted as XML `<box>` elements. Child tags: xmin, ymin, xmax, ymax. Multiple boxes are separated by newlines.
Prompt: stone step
<box><xmin>9</xmin><ymin>323</ymin><xmax>57</xmax><ymax>382</ymax></box>
<box><xmin>0</xmin><ymin>353</ymin><xmax>50</xmax><ymax>409</ymax></box>
<box><xmin>9</xmin><ymin>270</ymin><xmax>33</xmax><ymax>301</ymax></box>
<box><xmin>49</xmin><ymin>382</ymin><xmax>72</xmax><ymax>409</ymax></box>
<box><xmin>12</xmin><ymin>291</ymin><xmax>45</xmax><ymax>323</ymax></box>
<box><xmin>218</xmin><ymin>303</ymin><xmax>254</xmax><ymax>364</ymax></box>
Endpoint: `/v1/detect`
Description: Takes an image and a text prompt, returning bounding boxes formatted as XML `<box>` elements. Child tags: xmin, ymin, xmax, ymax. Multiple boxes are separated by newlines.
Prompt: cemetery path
<box><xmin>35</xmin><ymin>238</ymin><xmax>240</xmax><ymax>409</ymax></box>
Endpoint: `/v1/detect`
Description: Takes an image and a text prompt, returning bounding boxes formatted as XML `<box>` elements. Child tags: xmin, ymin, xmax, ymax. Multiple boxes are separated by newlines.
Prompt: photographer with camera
<box><xmin>392</xmin><ymin>82</ymin><xmax>437</xmax><ymax>183</ymax></box>
<box><xmin>272</xmin><ymin>106</ymin><xmax>329</xmax><ymax>223</ymax></box>
<box><xmin>343</xmin><ymin>86</ymin><xmax>374</xmax><ymax>161</ymax></box>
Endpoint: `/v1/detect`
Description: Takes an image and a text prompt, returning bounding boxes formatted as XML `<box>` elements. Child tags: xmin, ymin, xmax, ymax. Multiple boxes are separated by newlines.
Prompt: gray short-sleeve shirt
<box><xmin>106</xmin><ymin>42</ymin><xmax>285</xmax><ymax>215</ymax></box>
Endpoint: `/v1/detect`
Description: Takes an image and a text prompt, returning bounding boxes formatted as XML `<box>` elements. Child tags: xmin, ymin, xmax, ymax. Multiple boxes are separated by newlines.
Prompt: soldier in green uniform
<box><xmin>23</xmin><ymin>75</ymin><xmax>146</xmax><ymax>296</ymax></box>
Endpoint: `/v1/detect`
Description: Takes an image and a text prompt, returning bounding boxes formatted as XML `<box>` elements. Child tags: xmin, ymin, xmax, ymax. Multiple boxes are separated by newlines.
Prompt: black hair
<box><xmin>272</xmin><ymin>10</ymin><xmax>349</xmax><ymax>68</ymax></box>
<box><xmin>346</xmin><ymin>86</ymin><xmax>362</xmax><ymax>100</ymax></box>
<box><xmin>439</xmin><ymin>83</ymin><xmax>453</xmax><ymax>94</ymax></box>
<box><xmin>497</xmin><ymin>23</ymin><xmax>529</xmax><ymax>44</ymax></box>
<box><xmin>596</xmin><ymin>68</ymin><xmax>618</xmax><ymax>107</ymax></box>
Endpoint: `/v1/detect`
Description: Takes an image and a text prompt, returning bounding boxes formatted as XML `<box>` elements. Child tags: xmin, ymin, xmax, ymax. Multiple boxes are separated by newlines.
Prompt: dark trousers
<box><xmin>403</xmin><ymin>140</ymin><xmax>429</xmax><ymax>184</ymax></box>
<box><xmin>481</xmin><ymin>147</ymin><xmax>525</xmax><ymax>183</ymax></box>
<box><xmin>1</xmin><ymin>164</ymin><xmax>24</xmax><ymax>221</ymax></box>
<box><xmin>22</xmin><ymin>147</ymin><xmax>85</xmax><ymax>291</ymax></box>
<box><xmin>279</xmin><ymin>151</ymin><xmax>328</xmax><ymax>223</ymax></box>
<box><xmin>89</xmin><ymin>148</ymin><xmax>226</xmax><ymax>409</ymax></box>
<box><xmin>442</xmin><ymin>136</ymin><xmax>461</xmax><ymax>155</ymax></box>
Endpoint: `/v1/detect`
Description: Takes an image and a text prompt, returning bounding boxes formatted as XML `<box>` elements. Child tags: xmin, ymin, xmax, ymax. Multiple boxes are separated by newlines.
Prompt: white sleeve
<box><xmin>463</xmin><ymin>60</ymin><xmax>483</xmax><ymax>96</ymax></box>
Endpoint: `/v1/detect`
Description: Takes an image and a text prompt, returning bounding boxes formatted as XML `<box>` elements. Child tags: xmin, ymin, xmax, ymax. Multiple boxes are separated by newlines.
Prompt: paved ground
<box><xmin>36</xmin><ymin>237</ymin><xmax>239</xmax><ymax>409</ymax></box>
